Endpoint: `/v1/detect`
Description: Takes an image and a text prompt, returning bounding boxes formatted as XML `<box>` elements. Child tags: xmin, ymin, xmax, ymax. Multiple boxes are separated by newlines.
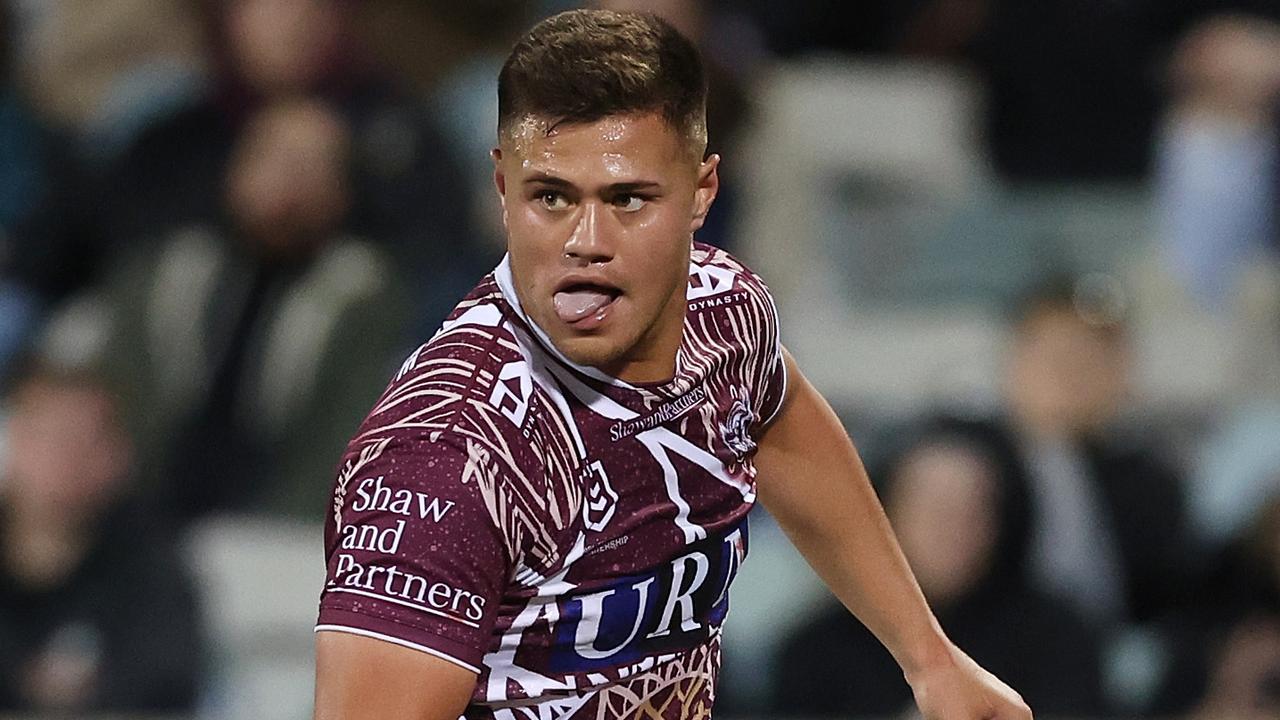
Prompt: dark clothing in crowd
<box><xmin>935</xmin><ymin>415</ymin><xmax>1199</xmax><ymax>625</ymax></box>
<box><xmin>775</xmin><ymin>414</ymin><xmax>1109</xmax><ymax>715</ymax></box>
<box><xmin>777</xmin><ymin>582</ymin><xmax>1108</xmax><ymax>716</ymax></box>
<box><xmin>8</xmin><ymin>106</ymin><xmax>231</xmax><ymax>308</ymax></box>
<box><xmin>970</xmin><ymin>0</ymin><xmax>1280</xmax><ymax>181</ymax></box>
<box><xmin>103</xmin><ymin>226</ymin><xmax>408</xmax><ymax>520</ymax></box>
<box><xmin>12</xmin><ymin>60</ymin><xmax>491</xmax><ymax>340</ymax></box>
<box><xmin>1152</xmin><ymin>499</ymin><xmax>1280</xmax><ymax>715</ymax></box>
<box><xmin>1074</xmin><ymin>432</ymin><xmax>1202</xmax><ymax>622</ymax></box>
<box><xmin>126</xmin><ymin>79</ymin><xmax>492</xmax><ymax>335</ymax></box>
<box><xmin>0</xmin><ymin>500</ymin><xmax>203</xmax><ymax>712</ymax></box>
<box><xmin>735</xmin><ymin>0</ymin><xmax>923</xmax><ymax>56</ymax></box>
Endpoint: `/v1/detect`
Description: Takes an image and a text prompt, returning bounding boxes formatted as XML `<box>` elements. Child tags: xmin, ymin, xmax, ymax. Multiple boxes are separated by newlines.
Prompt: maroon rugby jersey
<box><xmin>316</xmin><ymin>242</ymin><xmax>787</xmax><ymax>719</ymax></box>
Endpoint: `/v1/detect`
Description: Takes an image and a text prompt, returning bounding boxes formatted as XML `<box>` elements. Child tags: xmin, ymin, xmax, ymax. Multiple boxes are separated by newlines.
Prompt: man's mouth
<box><xmin>553</xmin><ymin>283</ymin><xmax>622</xmax><ymax>327</ymax></box>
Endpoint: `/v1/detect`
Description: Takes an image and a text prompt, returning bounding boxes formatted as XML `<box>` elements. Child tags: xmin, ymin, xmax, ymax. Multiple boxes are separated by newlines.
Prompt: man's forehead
<box><xmin>500</xmin><ymin>112</ymin><xmax>686</xmax><ymax>162</ymax></box>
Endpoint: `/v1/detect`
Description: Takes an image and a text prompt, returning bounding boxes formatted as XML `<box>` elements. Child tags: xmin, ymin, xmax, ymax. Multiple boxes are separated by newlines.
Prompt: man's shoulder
<box><xmin>689</xmin><ymin>241</ymin><xmax>770</xmax><ymax>284</ymax></box>
<box><xmin>687</xmin><ymin>242</ymin><xmax>777</xmax><ymax>312</ymax></box>
<box><xmin>686</xmin><ymin>242</ymin><xmax>781</xmax><ymax>366</ymax></box>
<box><xmin>399</xmin><ymin>278</ymin><xmax>526</xmax><ymax>384</ymax></box>
<box><xmin>354</xmin><ymin>278</ymin><xmax>536</xmax><ymax>441</ymax></box>
<box><xmin>684</xmin><ymin>243</ymin><xmax>787</xmax><ymax>424</ymax></box>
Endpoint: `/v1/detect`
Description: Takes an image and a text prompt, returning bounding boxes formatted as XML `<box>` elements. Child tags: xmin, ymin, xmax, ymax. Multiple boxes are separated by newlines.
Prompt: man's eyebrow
<box><xmin>521</xmin><ymin>174</ymin><xmax>662</xmax><ymax>194</ymax></box>
<box><xmin>522</xmin><ymin>172</ymin><xmax>573</xmax><ymax>187</ymax></box>
<box><xmin>606</xmin><ymin>181</ymin><xmax>662</xmax><ymax>193</ymax></box>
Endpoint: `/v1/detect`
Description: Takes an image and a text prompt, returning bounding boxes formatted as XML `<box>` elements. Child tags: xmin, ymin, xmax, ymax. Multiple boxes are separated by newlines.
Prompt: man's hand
<box><xmin>906</xmin><ymin>641</ymin><xmax>1032</xmax><ymax>720</ymax></box>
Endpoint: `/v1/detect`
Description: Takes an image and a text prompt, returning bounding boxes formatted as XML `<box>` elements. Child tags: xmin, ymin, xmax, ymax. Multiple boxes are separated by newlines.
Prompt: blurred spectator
<box><xmin>8</xmin><ymin>0</ymin><xmax>208</xmax><ymax>158</ymax></box>
<box><xmin>100</xmin><ymin>97</ymin><xmax>409</xmax><ymax>521</ymax></box>
<box><xmin>178</xmin><ymin>0</ymin><xmax>490</xmax><ymax>332</ymax></box>
<box><xmin>14</xmin><ymin>0</ymin><xmax>488</xmax><ymax>354</ymax></box>
<box><xmin>1154</xmin><ymin>488</ymin><xmax>1280</xmax><ymax>718</ymax></box>
<box><xmin>1156</xmin><ymin>13</ymin><xmax>1280</xmax><ymax>309</ymax></box>
<box><xmin>0</xmin><ymin>3</ymin><xmax>51</xmax><ymax>381</ymax></box>
<box><xmin>405</xmin><ymin>1</ymin><xmax>535</xmax><ymax>249</ymax></box>
<box><xmin>3</xmin><ymin>0</ymin><xmax>209</xmax><ymax>307</ymax></box>
<box><xmin>0</xmin><ymin>359</ymin><xmax>203</xmax><ymax>713</ymax></box>
<box><xmin>994</xmin><ymin>276</ymin><xmax>1200</xmax><ymax>627</ymax></box>
<box><xmin>776</xmin><ymin>420</ymin><xmax>1107</xmax><ymax>716</ymax></box>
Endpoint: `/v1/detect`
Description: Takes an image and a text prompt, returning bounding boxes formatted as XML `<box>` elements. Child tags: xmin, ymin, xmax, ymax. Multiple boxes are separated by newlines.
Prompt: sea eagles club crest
<box><xmin>721</xmin><ymin>397</ymin><xmax>755</xmax><ymax>459</ymax></box>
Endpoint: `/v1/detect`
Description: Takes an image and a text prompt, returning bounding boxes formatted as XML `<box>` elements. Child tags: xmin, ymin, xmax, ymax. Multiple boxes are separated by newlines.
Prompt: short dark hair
<box><xmin>497</xmin><ymin>9</ymin><xmax>707</xmax><ymax>153</ymax></box>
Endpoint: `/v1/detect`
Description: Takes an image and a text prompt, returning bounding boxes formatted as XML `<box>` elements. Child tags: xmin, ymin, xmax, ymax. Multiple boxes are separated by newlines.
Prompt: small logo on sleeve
<box><xmin>688</xmin><ymin>263</ymin><xmax>751</xmax><ymax>311</ymax></box>
<box><xmin>687</xmin><ymin>264</ymin><xmax>735</xmax><ymax>300</ymax></box>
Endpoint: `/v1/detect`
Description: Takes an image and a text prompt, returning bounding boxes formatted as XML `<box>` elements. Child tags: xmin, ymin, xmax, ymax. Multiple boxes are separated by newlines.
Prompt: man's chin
<box><xmin>552</xmin><ymin>334</ymin><xmax>627</xmax><ymax>371</ymax></box>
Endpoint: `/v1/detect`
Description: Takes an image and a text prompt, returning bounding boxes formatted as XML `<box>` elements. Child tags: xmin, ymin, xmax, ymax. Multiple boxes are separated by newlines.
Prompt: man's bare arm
<box><xmin>313</xmin><ymin>631</ymin><xmax>476</xmax><ymax>720</ymax></box>
<box><xmin>753</xmin><ymin>348</ymin><xmax>1031</xmax><ymax>719</ymax></box>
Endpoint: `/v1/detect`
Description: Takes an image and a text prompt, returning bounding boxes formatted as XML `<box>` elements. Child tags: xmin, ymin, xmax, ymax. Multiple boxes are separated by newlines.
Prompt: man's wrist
<box><xmin>896</xmin><ymin>622</ymin><xmax>957</xmax><ymax>683</ymax></box>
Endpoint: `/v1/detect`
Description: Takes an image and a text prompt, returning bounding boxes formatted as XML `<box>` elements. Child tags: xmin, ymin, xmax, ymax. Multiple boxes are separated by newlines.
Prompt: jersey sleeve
<box><xmin>315</xmin><ymin>427</ymin><xmax>512</xmax><ymax>674</ymax></box>
<box><xmin>741</xmin><ymin>267</ymin><xmax>788</xmax><ymax>429</ymax></box>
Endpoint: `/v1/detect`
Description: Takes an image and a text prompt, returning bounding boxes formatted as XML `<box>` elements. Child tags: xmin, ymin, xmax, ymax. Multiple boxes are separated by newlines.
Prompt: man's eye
<box><xmin>538</xmin><ymin>191</ymin><xmax>568</xmax><ymax>210</ymax></box>
<box><xmin>614</xmin><ymin>195</ymin><xmax>647</xmax><ymax>212</ymax></box>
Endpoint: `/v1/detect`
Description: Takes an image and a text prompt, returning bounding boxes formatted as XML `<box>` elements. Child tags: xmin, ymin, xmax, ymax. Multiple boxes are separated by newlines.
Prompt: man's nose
<box><xmin>563</xmin><ymin>202</ymin><xmax>614</xmax><ymax>264</ymax></box>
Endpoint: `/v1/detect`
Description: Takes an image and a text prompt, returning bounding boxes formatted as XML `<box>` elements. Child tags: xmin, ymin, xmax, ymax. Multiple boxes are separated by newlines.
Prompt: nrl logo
<box><xmin>583</xmin><ymin>460</ymin><xmax>618</xmax><ymax>532</ymax></box>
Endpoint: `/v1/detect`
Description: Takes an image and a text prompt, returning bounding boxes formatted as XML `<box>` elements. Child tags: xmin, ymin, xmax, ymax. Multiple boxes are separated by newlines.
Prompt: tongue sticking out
<box><xmin>554</xmin><ymin>289</ymin><xmax>613</xmax><ymax>323</ymax></box>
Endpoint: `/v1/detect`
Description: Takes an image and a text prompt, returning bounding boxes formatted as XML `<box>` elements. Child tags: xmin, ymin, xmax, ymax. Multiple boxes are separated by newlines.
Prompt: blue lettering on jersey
<box><xmin>547</xmin><ymin>518</ymin><xmax>749</xmax><ymax>673</ymax></box>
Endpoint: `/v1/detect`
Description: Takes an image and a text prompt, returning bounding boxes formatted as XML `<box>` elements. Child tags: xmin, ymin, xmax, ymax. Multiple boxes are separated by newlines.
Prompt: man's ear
<box><xmin>492</xmin><ymin>147</ymin><xmax>507</xmax><ymax>198</ymax></box>
<box><xmin>690</xmin><ymin>153</ymin><xmax>720</xmax><ymax>233</ymax></box>
<box><xmin>492</xmin><ymin>147</ymin><xmax>509</xmax><ymax>226</ymax></box>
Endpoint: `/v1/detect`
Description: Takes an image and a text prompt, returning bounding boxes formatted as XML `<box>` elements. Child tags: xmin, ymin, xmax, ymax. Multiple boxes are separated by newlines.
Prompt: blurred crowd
<box><xmin>0</xmin><ymin>0</ymin><xmax>1277</xmax><ymax>718</ymax></box>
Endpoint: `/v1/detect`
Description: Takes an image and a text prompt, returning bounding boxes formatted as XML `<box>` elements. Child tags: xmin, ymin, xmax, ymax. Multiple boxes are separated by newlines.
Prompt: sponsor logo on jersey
<box><xmin>687</xmin><ymin>264</ymin><xmax>735</xmax><ymax>301</ymax></box>
<box><xmin>609</xmin><ymin>387</ymin><xmax>707</xmax><ymax>441</ymax></box>
<box><xmin>546</xmin><ymin>519</ymin><xmax>749</xmax><ymax>672</ymax></box>
<box><xmin>488</xmin><ymin>360</ymin><xmax>533</xmax><ymax>427</ymax></box>
<box><xmin>330</xmin><ymin>554</ymin><xmax>487</xmax><ymax>625</ymax></box>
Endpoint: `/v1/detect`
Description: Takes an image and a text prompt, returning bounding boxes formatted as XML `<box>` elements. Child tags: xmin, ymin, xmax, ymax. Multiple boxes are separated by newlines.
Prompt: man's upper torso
<box><xmin>316</xmin><ymin>242</ymin><xmax>786</xmax><ymax>718</ymax></box>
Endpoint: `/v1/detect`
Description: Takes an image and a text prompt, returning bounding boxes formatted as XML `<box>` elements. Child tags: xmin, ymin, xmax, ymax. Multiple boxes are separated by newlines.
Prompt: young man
<box><xmin>314</xmin><ymin>10</ymin><xmax>1031</xmax><ymax>719</ymax></box>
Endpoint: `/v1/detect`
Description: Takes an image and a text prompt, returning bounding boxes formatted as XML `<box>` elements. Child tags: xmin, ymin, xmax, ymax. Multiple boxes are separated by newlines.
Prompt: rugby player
<box><xmin>313</xmin><ymin>9</ymin><xmax>1031</xmax><ymax>719</ymax></box>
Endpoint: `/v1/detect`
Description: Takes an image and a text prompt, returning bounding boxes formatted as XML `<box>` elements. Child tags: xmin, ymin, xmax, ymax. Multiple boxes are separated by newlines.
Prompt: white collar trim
<box><xmin>493</xmin><ymin>254</ymin><xmax>636</xmax><ymax>389</ymax></box>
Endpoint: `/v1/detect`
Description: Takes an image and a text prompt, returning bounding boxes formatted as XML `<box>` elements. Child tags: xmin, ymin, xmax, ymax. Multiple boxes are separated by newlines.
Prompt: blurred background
<box><xmin>0</xmin><ymin>0</ymin><xmax>1277</xmax><ymax>718</ymax></box>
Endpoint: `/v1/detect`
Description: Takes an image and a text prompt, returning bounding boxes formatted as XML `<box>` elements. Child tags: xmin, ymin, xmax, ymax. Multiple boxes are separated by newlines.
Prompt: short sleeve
<box><xmin>756</xmin><ymin>327</ymin><xmax>787</xmax><ymax>427</ymax></box>
<box><xmin>315</xmin><ymin>430</ymin><xmax>512</xmax><ymax>674</ymax></box>
<box><xmin>743</xmin><ymin>268</ymin><xmax>788</xmax><ymax>428</ymax></box>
